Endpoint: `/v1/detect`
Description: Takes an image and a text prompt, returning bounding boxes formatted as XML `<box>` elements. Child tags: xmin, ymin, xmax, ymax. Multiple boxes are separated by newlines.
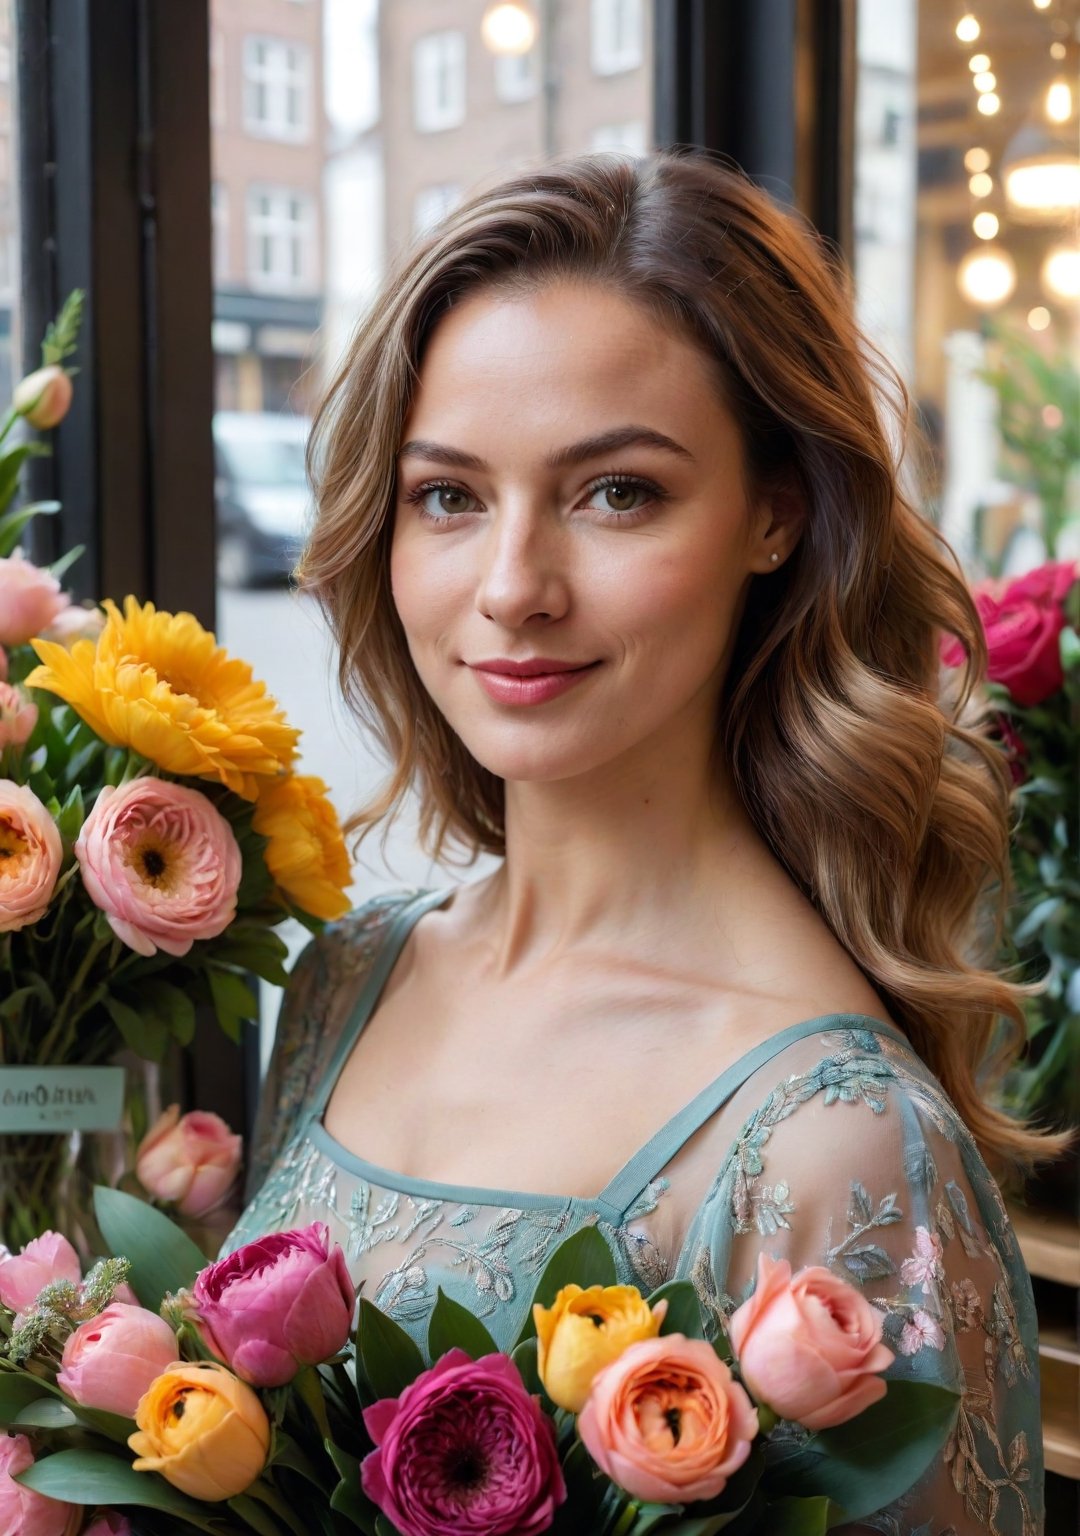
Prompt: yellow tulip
<box><xmin>534</xmin><ymin>1284</ymin><xmax>667</xmax><ymax>1412</ymax></box>
<box><xmin>128</xmin><ymin>1361</ymin><xmax>270</xmax><ymax>1502</ymax></box>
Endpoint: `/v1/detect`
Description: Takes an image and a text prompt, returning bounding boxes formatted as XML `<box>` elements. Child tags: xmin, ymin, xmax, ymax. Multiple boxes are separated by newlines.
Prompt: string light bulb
<box><xmin>958</xmin><ymin>245</ymin><xmax>1016</xmax><ymax>307</ymax></box>
<box><xmin>974</xmin><ymin>71</ymin><xmax>997</xmax><ymax>92</ymax></box>
<box><xmin>969</xmin><ymin>172</ymin><xmax>993</xmax><ymax>196</ymax></box>
<box><xmin>973</xmin><ymin>212</ymin><xmax>1000</xmax><ymax>239</ymax></box>
<box><xmin>1042</xmin><ymin>245</ymin><xmax>1080</xmax><ymax>302</ymax></box>
<box><xmin>1046</xmin><ymin>81</ymin><xmax>1073</xmax><ymax>123</ymax></box>
<box><xmin>965</xmin><ymin>146</ymin><xmax>991</xmax><ymax>172</ymax></box>
<box><xmin>1050</xmin><ymin>42</ymin><xmax>1066</xmax><ymax>60</ymax></box>
<box><xmin>1027</xmin><ymin>307</ymin><xmax>1051</xmax><ymax>330</ymax></box>
<box><xmin>969</xmin><ymin>53</ymin><xmax>990</xmax><ymax>71</ymax></box>
<box><xmin>1033</xmin><ymin>0</ymin><xmax>1051</xmax><ymax>9</ymax></box>
<box><xmin>978</xmin><ymin>93</ymin><xmax>1001</xmax><ymax>115</ymax></box>
<box><xmin>956</xmin><ymin>14</ymin><xmax>981</xmax><ymax>43</ymax></box>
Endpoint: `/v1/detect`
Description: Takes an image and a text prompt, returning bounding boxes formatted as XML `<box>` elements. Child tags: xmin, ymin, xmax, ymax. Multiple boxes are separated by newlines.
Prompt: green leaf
<box><xmin>0</xmin><ymin>1373</ymin><xmax>51</xmax><ymax>1423</ymax></box>
<box><xmin>759</xmin><ymin>1497</ymin><xmax>838</xmax><ymax>1534</ymax></box>
<box><xmin>17</xmin><ymin>1449</ymin><xmax>221</xmax><ymax>1531</ymax></box>
<box><xmin>139</xmin><ymin>978</ymin><xmax>197</xmax><ymax>1047</ymax></box>
<box><xmin>647</xmin><ymin>1279</ymin><xmax>706</xmax><ymax>1339</ymax></box>
<box><xmin>93</xmin><ymin>1185</ymin><xmax>208</xmax><ymax>1315</ymax></box>
<box><xmin>427</xmin><ymin>1288</ymin><xmax>499</xmax><ymax>1362</ymax></box>
<box><xmin>14</xmin><ymin>1398</ymin><xmax>79</xmax><ymax>1429</ymax></box>
<box><xmin>0</xmin><ymin>498</ymin><xmax>60</xmax><ymax>557</ymax></box>
<box><xmin>55</xmin><ymin>783</ymin><xmax>85</xmax><ymax>843</ymax></box>
<box><xmin>210</xmin><ymin>925</ymin><xmax>291</xmax><ymax>987</ymax></box>
<box><xmin>103</xmin><ymin>995</ymin><xmax>170</xmax><ymax>1063</ymax></box>
<box><xmin>515</xmin><ymin>1225</ymin><xmax>618</xmax><ymax>1346</ymax></box>
<box><xmin>228</xmin><ymin>1492</ymin><xmax>289</xmax><ymax>1536</ymax></box>
<box><xmin>355</xmin><ymin>1298</ymin><xmax>425</xmax><ymax>1401</ymax></box>
<box><xmin>767</xmin><ymin>1380</ymin><xmax>960</xmax><ymax>1520</ymax></box>
<box><xmin>208</xmin><ymin>966</ymin><xmax>259</xmax><ymax>1043</ymax></box>
<box><xmin>510</xmin><ymin>1336</ymin><xmax>545</xmax><ymax>1396</ymax></box>
<box><xmin>326</xmin><ymin>1441</ymin><xmax>379</xmax><ymax>1533</ymax></box>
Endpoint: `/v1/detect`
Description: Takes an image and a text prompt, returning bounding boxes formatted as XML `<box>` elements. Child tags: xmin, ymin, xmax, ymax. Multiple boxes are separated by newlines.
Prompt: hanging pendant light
<box><xmin>1002</xmin><ymin>77</ymin><xmax>1080</xmax><ymax>220</ymax></box>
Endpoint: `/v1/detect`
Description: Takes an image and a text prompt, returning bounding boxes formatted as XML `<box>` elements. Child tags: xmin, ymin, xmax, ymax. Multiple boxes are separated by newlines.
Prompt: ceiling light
<box><xmin>1046</xmin><ymin>81</ymin><xmax>1073</xmax><ymax>123</ymax></box>
<box><xmin>958</xmin><ymin>246</ymin><xmax>1016</xmax><ymax>306</ymax></box>
<box><xmin>1003</xmin><ymin>121</ymin><xmax>1080</xmax><ymax>219</ymax></box>
<box><xmin>1042</xmin><ymin>245</ymin><xmax>1080</xmax><ymax>301</ymax></box>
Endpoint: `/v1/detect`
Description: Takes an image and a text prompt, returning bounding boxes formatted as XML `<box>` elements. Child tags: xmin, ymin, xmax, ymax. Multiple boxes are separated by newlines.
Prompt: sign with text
<box><xmin>0</xmin><ymin>1067</ymin><xmax>126</xmax><ymax>1133</ymax></box>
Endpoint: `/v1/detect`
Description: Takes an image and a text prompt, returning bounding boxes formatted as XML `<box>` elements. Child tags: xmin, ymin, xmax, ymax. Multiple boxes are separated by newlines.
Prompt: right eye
<box><xmin>403</xmin><ymin>481</ymin><xmax>479</xmax><ymax>522</ymax></box>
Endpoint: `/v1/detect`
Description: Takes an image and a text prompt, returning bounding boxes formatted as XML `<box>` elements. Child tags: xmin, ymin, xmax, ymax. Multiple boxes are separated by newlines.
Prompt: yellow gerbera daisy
<box><xmin>253</xmin><ymin>772</ymin><xmax>352</xmax><ymax>921</ymax></box>
<box><xmin>26</xmin><ymin>596</ymin><xmax>298</xmax><ymax>800</ymax></box>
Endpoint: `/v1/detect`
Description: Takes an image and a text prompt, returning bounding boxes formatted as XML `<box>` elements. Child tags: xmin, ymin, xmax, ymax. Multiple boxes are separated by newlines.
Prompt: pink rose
<box><xmin>578</xmin><ymin>1334</ymin><xmax>758</xmax><ymax>1504</ymax></box>
<box><xmin>0</xmin><ymin>782</ymin><xmax>62</xmax><ymax>932</ymax></box>
<box><xmin>940</xmin><ymin>559</ymin><xmax>1078</xmax><ymax>707</ymax></box>
<box><xmin>57</xmin><ymin>1303</ymin><xmax>179</xmax><ymax>1418</ymax></box>
<box><xmin>728</xmin><ymin>1254</ymin><xmax>894</xmax><ymax>1431</ymax></box>
<box><xmin>0</xmin><ymin>1433</ymin><xmax>82</xmax><ymax>1536</ymax></box>
<box><xmin>0</xmin><ymin>1232</ymin><xmax>80</xmax><ymax>1313</ymax></box>
<box><xmin>135</xmin><ymin>1105</ymin><xmax>242</xmax><ymax>1217</ymax></box>
<box><xmin>13</xmin><ymin>365</ymin><xmax>74</xmax><ymax>430</ymax></box>
<box><xmin>361</xmin><ymin>1348</ymin><xmax>565</xmax><ymax>1536</ymax></box>
<box><xmin>192</xmin><ymin>1223</ymin><xmax>354</xmax><ymax>1387</ymax></box>
<box><xmin>75</xmin><ymin>777</ymin><xmax>242</xmax><ymax>957</ymax></box>
<box><xmin>0</xmin><ymin>681</ymin><xmax>38</xmax><ymax>747</ymax></box>
<box><xmin>0</xmin><ymin>549</ymin><xmax>69</xmax><ymax>647</ymax></box>
<box><xmin>82</xmin><ymin>1516</ymin><xmax>131</xmax><ymax>1536</ymax></box>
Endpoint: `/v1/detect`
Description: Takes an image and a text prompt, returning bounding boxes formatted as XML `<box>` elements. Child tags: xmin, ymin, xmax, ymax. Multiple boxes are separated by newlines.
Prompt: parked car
<box><xmin>214</xmin><ymin>411</ymin><xmax>313</xmax><ymax>587</ymax></box>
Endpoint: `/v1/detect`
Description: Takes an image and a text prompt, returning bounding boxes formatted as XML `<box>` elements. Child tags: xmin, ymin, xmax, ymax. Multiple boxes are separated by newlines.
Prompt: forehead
<box><xmin>402</xmin><ymin>282</ymin><xmax>730</xmax><ymax>445</ymax></box>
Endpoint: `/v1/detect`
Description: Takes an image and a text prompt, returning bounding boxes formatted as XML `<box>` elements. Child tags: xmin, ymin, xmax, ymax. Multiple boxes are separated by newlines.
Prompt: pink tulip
<box><xmin>82</xmin><ymin>1516</ymin><xmax>132</xmax><ymax>1536</ymax></box>
<box><xmin>75</xmin><ymin>777</ymin><xmax>242</xmax><ymax>957</ymax></box>
<box><xmin>0</xmin><ymin>549</ymin><xmax>69</xmax><ymax>648</ymax></box>
<box><xmin>0</xmin><ymin>681</ymin><xmax>38</xmax><ymax>747</ymax></box>
<box><xmin>13</xmin><ymin>365</ymin><xmax>74</xmax><ymax>430</ymax></box>
<box><xmin>728</xmin><ymin>1253</ymin><xmax>894</xmax><ymax>1430</ymax></box>
<box><xmin>39</xmin><ymin>603</ymin><xmax>105</xmax><ymax>647</ymax></box>
<box><xmin>0</xmin><ymin>1232</ymin><xmax>80</xmax><ymax>1313</ymax></box>
<box><xmin>0</xmin><ymin>1433</ymin><xmax>82</xmax><ymax>1536</ymax></box>
<box><xmin>192</xmin><ymin>1223</ymin><xmax>354</xmax><ymax>1387</ymax></box>
<box><xmin>0</xmin><ymin>782</ymin><xmax>63</xmax><ymax>932</ymax></box>
<box><xmin>57</xmin><ymin>1303</ymin><xmax>179</xmax><ymax>1418</ymax></box>
<box><xmin>135</xmin><ymin>1105</ymin><xmax>242</xmax><ymax>1218</ymax></box>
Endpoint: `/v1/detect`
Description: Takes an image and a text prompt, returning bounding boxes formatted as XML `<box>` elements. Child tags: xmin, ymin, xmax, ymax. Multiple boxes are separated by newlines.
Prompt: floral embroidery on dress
<box><xmin>899</xmin><ymin>1308</ymin><xmax>946</xmax><ymax>1356</ymax></box>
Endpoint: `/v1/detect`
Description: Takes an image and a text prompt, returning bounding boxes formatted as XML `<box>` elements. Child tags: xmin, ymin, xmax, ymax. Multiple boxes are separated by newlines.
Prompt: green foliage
<box><xmin>427</xmin><ymin>1287</ymin><xmax>498</xmax><ymax>1361</ymax></box>
<box><xmin>355</xmin><ymin>1298</ymin><xmax>425</xmax><ymax>1401</ymax></box>
<box><xmin>93</xmin><ymin>1186</ymin><xmax>207</xmax><ymax>1316</ymax></box>
<box><xmin>17</xmin><ymin>1449</ymin><xmax>222</xmax><ymax>1533</ymax></box>
<box><xmin>514</xmin><ymin>1224</ymin><xmax>618</xmax><ymax>1347</ymax></box>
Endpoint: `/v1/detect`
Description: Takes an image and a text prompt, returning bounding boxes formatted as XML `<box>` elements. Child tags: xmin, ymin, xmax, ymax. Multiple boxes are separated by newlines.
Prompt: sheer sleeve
<box><xmin>684</xmin><ymin>1028</ymin><xmax>1044</xmax><ymax>1536</ymax></box>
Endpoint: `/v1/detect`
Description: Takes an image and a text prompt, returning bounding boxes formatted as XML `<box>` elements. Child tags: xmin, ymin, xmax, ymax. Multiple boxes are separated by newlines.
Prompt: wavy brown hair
<box><xmin>299</xmin><ymin>147</ymin><xmax>1059</xmax><ymax>1175</ymax></box>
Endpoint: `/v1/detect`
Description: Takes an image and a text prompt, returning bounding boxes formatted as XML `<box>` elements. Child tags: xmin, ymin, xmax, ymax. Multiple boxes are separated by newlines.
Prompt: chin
<box><xmin>453</xmin><ymin>727</ymin><xmax>618</xmax><ymax>785</ymax></box>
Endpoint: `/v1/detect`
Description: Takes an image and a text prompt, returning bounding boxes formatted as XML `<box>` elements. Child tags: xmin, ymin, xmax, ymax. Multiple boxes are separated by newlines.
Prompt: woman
<box><xmin>227</xmin><ymin>150</ymin><xmax>1053</xmax><ymax>1533</ymax></box>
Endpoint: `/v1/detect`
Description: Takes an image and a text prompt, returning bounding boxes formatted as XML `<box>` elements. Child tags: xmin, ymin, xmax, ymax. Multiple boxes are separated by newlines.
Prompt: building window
<box><xmin>211</xmin><ymin>183</ymin><xmax>229</xmax><ymax>285</ymax></box>
<box><xmin>413</xmin><ymin>184</ymin><xmax>461</xmax><ymax>236</ymax></box>
<box><xmin>590</xmin><ymin>0</ymin><xmax>643</xmax><ymax>76</ymax></box>
<box><xmin>210</xmin><ymin>29</ymin><xmax>226</xmax><ymax>129</ymax></box>
<box><xmin>242</xmin><ymin>36</ymin><xmax>312</xmax><ymax>142</ymax></box>
<box><xmin>590</xmin><ymin>121</ymin><xmax>647</xmax><ymax>157</ymax></box>
<box><xmin>494</xmin><ymin>47</ymin><xmax>538</xmax><ymax>104</ymax></box>
<box><xmin>246</xmin><ymin>186</ymin><xmax>316</xmax><ymax>293</ymax></box>
<box><xmin>413</xmin><ymin>31</ymin><xmax>466</xmax><ymax>133</ymax></box>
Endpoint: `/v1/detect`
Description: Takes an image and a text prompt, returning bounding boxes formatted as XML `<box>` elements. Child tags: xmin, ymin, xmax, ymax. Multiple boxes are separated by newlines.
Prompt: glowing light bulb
<box><xmin>974</xmin><ymin>71</ymin><xmax>997</xmax><ymax>92</ymax></box>
<box><xmin>1033</xmin><ymin>0</ymin><xmax>1051</xmax><ymax>10</ymax></box>
<box><xmin>965</xmin><ymin>146</ymin><xmax>991</xmax><ymax>172</ymax></box>
<box><xmin>969</xmin><ymin>53</ymin><xmax>990</xmax><ymax>72</ymax></box>
<box><xmin>956</xmin><ymin>14</ymin><xmax>981</xmax><ymax>43</ymax></box>
<box><xmin>481</xmin><ymin>2</ymin><xmax>537</xmax><ymax>55</ymax></box>
<box><xmin>1027</xmin><ymin>306</ymin><xmax>1051</xmax><ymax>330</ymax></box>
<box><xmin>973</xmin><ymin>212</ymin><xmax>1000</xmax><ymax>239</ymax></box>
<box><xmin>969</xmin><ymin>172</ymin><xmax>993</xmax><ymax>196</ymax></box>
<box><xmin>958</xmin><ymin>246</ymin><xmax>1016</xmax><ymax>307</ymax></box>
<box><xmin>1050</xmin><ymin>42</ymin><xmax>1066</xmax><ymax>61</ymax></box>
<box><xmin>1047</xmin><ymin>81</ymin><xmax>1073</xmax><ymax>123</ymax></box>
<box><xmin>978</xmin><ymin>93</ymin><xmax>1001</xmax><ymax>115</ymax></box>
<box><xmin>1042</xmin><ymin>245</ymin><xmax>1080</xmax><ymax>301</ymax></box>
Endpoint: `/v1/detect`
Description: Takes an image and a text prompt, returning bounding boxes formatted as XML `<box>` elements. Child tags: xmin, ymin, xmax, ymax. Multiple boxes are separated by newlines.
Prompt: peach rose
<box><xmin>0</xmin><ymin>681</ymin><xmax>38</xmax><ymax>748</ymax></box>
<box><xmin>0</xmin><ymin>781</ymin><xmax>62</xmax><ymax>932</ymax></box>
<box><xmin>0</xmin><ymin>549</ymin><xmax>69</xmax><ymax>647</ymax></box>
<box><xmin>728</xmin><ymin>1254</ymin><xmax>894</xmax><ymax>1431</ymax></box>
<box><xmin>578</xmin><ymin>1334</ymin><xmax>758</xmax><ymax>1503</ymax></box>
<box><xmin>135</xmin><ymin>1105</ymin><xmax>242</xmax><ymax>1217</ymax></box>
<box><xmin>57</xmin><ymin>1303</ymin><xmax>179</xmax><ymax>1418</ymax></box>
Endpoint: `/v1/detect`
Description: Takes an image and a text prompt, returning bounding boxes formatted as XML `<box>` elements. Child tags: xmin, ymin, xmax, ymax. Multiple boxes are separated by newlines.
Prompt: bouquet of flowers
<box><xmin>0</xmin><ymin>295</ymin><xmax>353</xmax><ymax>1249</ymax></box>
<box><xmin>940</xmin><ymin>558</ymin><xmax>1080</xmax><ymax>1128</ymax></box>
<box><xmin>0</xmin><ymin>1191</ymin><xmax>959</xmax><ymax>1535</ymax></box>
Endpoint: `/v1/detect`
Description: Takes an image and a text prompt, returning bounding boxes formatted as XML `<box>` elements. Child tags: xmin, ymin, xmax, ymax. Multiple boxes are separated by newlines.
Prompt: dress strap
<box><xmin>593</xmin><ymin>1013</ymin><xmax>909</xmax><ymax>1226</ymax></box>
<box><xmin>307</xmin><ymin>887</ymin><xmax>452</xmax><ymax>1119</ymax></box>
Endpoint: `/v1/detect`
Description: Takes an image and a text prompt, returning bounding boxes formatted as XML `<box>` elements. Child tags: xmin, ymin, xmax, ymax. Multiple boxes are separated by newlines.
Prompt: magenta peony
<box><xmin>0</xmin><ymin>681</ymin><xmax>38</xmax><ymax>748</ymax></box>
<box><xmin>0</xmin><ymin>1231</ymin><xmax>81</xmax><ymax>1314</ymax></box>
<box><xmin>0</xmin><ymin>782</ymin><xmax>62</xmax><ymax>932</ymax></box>
<box><xmin>728</xmin><ymin>1253</ymin><xmax>894</xmax><ymax>1431</ymax></box>
<box><xmin>191</xmin><ymin>1223</ymin><xmax>354</xmax><ymax>1387</ymax></box>
<box><xmin>74</xmin><ymin>777</ymin><xmax>242</xmax><ymax>957</ymax></box>
<box><xmin>57</xmin><ymin>1302</ymin><xmax>179</xmax><ymax>1418</ymax></box>
<box><xmin>0</xmin><ymin>549</ymin><xmax>69</xmax><ymax>647</ymax></box>
<box><xmin>361</xmin><ymin>1348</ymin><xmax>565</xmax><ymax>1536</ymax></box>
<box><xmin>135</xmin><ymin>1104</ymin><xmax>242</xmax><ymax>1217</ymax></box>
<box><xmin>0</xmin><ymin>1432</ymin><xmax>82</xmax><ymax>1536</ymax></box>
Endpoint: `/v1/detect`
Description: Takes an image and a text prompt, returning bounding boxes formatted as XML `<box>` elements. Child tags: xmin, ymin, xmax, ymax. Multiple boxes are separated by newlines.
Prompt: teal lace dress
<box><xmin>224</xmin><ymin>888</ymin><xmax>1045</xmax><ymax>1535</ymax></box>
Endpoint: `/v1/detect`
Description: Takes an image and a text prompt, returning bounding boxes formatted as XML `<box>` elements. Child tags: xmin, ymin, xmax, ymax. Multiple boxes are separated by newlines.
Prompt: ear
<box><xmin>749</xmin><ymin>478</ymin><xmax>807</xmax><ymax>574</ymax></box>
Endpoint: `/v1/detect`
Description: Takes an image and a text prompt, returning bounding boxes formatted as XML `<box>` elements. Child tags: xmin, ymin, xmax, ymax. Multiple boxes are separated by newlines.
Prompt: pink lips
<box><xmin>468</xmin><ymin>657</ymin><xmax>601</xmax><ymax>706</ymax></box>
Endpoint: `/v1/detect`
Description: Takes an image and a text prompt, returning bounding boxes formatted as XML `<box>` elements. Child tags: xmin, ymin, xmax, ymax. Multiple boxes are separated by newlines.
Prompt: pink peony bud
<box><xmin>0</xmin><ymin>782</ymin><xmax>63</xmax><ymax>932</ymax></box>
<box><xmin>13</xmin><ymin>365</ymin><xmax>74</xmax><ymax>429</ymax></box>
<box><xmin>82</xmin><ymin>1516</ymin><xmax>132</xmax><ymax>1536</ymax></box>
<box><xmin>135</xmin><ymin>1105</ymin><xmax>242</xmax><ymax>1218</ymax></box>
<box><xmin>0</xmin><ymin>1432</ymin><xmax>82</xmax><ymax>1536</ymax></box>
<box><xmin>0</xmin><ymin>549</ymin><xmax>70</xmax><ymax>648</ymax></box>
<box><xmin>0</xmin><ymin>1231</ymin><xmax>81</xmax><ymax>1314</ymax></box>
<box><xmin>74</xmin><ymin>778</ymin><xmax>242</xmax><ymax>957</ymax></box>
<box><xmin>0</xmin><ymin>681</ymin><xmax>38</xmax><ymax>748</ymax></box>
<box><xmin>57</xmin><ymin>1303</ymin><xmax>179</xmax><ymax>1418</ymax></box>
<box><xmin>727</xmin><ymin>1253</ymin><xmax>894</xmax><ymax>1431</ymax></box>
<box><xmin>192</xmin><ymin>1223</ymin><xmax>355</xmax><ymax>1387</ymax></box>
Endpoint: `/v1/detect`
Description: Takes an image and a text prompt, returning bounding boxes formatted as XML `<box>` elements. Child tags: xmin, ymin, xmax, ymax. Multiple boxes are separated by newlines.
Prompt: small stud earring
<box><xmin>769</xmin><ymin>552</ymin><xmax>779</xmax><ymax>564</ymax></box>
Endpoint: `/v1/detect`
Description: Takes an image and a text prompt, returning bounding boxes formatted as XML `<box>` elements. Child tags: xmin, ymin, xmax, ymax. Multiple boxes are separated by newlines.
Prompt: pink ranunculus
<box><xmin>0</xmin><ymin>782</ymin><xmax>62</xmax><ymax>933</ymax></box>
<box><xmin>135</xmin><ymin>1105</ymin><xmax>242</xmax><ymax>1218</ymax></box>
<box><xmin>74</xmin><ymin>777</ymin><xmax>242</xmax><ymax>957</ymax></box>
<box><xmin>13</xmin><ymin>365</ymin><xmax>74</xmax><ymax>430</ymax></box>
<box><xmin>0</xmin><ymin>681</ymin><xmax>38</xmax><ymax>747</ymax></box>
<box><xmin>578</xmin><ymin>1334</ymin><xmax>758</xmax><ymax>1504</ymax></box>
<box><xmin>82</xmin><ymin>1516</ymin><xmax>132</xmax><ymax>1536</ymax></box>
<box><xmin>361</xmin><ymin>1348</ymin><xmax>565</xmax><ymax>1536</ymax></box>
<box><xmin>0</xmin><ymin>549</ymin><xmax>70</xmax><ymax>648</ymax></box>
<box><xmin>728</xmin><ymin>1254</ymin><xmax>894</xmax><ymax>1431</ymax></box>
<box><xmin>940</xmin><ymin>558</ymin><xmax>1079</xmax><ymax>707</ymax></box>
<box><xmin>191</xmin><ymin>1223</ymin><xmax>354</xmax><ymax>1388</ymax></box>
<box><xmin>0</xmin><ymin>1232</ymin><xmax>81</xmax><ymax>1313</ymax></box>
<box><xmin>57</xmin><ymin>1303</ymin><xmax>179</xmax><ymax>1418</ymax></box>
<box><xmin>0</xmin><ymin>1432</ymin><xmax>82</xmax><ymax>1536</ymax></box>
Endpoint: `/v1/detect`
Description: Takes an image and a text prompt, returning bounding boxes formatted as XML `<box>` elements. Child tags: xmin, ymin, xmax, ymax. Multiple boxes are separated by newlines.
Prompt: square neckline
<box><xmin>307</xmin><ymin>888</ymin><xmax>911</xmax><ymax>1220</ymax></box>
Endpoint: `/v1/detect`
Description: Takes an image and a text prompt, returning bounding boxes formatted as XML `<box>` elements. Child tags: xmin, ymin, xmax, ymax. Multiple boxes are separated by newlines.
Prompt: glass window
<box><xmin>0</xmin><ymin>0</ymin><xmax>16</xmax><ymax>405</ymax></box>
<box><xmin>590</xmin><ymin>0</ymin><xmax>644</xmax><ymax>76</ymax></box>
<box><xmin>590</xmin><ymin>121</ymin><xmax>648</xmax><ymax>156</ymax></box>
<box><xmin>242</xmin><ymin>35</ymin><xmax>312</xmax><ymax>142</ymax></box>
<box><xmin>412</xmin><ymin>30</ymin><xmax>467</xmax><ymax>133</ymax></box>
<box><xmin>494</xmin><ymin>45</ymin><xmax>538</xmax><ymax>104</ymax></box>
<box><xmin>245</xmin><ymin>185</ymin><xmax>316</xmax><ymax>293</ymax></box>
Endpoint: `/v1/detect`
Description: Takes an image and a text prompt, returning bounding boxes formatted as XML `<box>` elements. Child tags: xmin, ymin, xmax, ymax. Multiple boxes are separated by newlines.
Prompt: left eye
<box><xmin>585</xmin><ymin>479</ymin><xmax>653</xmax><ymax>516</ymax></box>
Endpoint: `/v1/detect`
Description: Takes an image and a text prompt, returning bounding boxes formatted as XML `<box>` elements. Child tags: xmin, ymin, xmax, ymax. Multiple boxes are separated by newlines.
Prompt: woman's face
<box><xmin>390</xmin><ymin>281</ymin><xmax>788</xmax><ymax>787</ymax></box>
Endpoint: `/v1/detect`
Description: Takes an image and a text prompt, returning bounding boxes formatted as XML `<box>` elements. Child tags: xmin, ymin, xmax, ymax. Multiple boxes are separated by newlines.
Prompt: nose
<box><xmin>474</xmin><ymin>502</ymin><xmax>570</xmax><ymax>629</ymax></box>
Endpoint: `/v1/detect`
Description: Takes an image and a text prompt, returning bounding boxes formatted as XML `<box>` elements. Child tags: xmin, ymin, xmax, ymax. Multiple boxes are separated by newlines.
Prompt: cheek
<box><xmin>389</xmin><ymin>533</ymin><xmax>455</xmax><ymax>640</ymax></box>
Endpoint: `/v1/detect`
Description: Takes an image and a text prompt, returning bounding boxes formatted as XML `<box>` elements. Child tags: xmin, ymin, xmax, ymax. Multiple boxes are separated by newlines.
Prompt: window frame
<box><xmin>241</xmin><ymin>33</ymin><xmax>313</xmax><ymax>144</ymax></box>
<box><xmin>412</xmin><ymin>29</ymin><xmax>466</xmax><ymax>134</ymax></box>
<box><xmin>245</xmin><ymin>183</ymin><xmax>317</xmax><ymax>295</ymax></box>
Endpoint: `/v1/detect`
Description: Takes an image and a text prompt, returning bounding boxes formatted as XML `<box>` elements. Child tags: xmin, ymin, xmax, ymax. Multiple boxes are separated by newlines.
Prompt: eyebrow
<box><xmin>396</xmin><ymin>425</ymin><xmax>696</xmax><ymax>472</ymax></box>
